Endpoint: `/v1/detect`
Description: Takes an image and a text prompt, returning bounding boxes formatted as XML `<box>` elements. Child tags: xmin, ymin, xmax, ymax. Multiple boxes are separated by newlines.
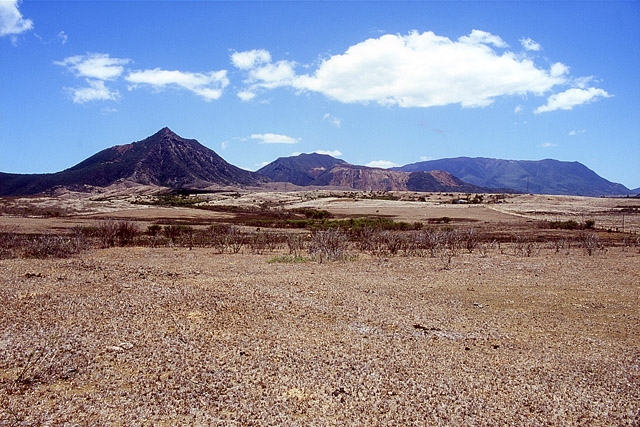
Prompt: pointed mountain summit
<box><xmin>0</xmin><ymin>128</ymin><xmax>267</xmax><ymax>196</ymax></box>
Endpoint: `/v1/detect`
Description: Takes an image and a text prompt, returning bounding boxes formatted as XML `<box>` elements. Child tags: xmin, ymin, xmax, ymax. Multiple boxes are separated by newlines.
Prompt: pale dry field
<box><xmin>1</xmin><ymin>191</ymin><xmax>639</xmax><ymax>425</ymax></box>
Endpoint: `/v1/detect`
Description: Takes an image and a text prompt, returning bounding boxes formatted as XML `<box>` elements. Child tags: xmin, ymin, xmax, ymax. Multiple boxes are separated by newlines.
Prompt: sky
<box><xmin>1</xmin><ymin>1</ymin><xmax>639</xmax><ymax>189</ymax></box>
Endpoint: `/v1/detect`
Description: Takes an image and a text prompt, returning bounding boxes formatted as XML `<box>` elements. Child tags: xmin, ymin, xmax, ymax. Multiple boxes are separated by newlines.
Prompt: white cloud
<box><xmin>0</xmin><ymin>0</ymin><xmax>33</xmax><ymax>37</ymax></box>
<box><xmin>458</xmin><ymin>29</ymin><xmax>508</xmax><ymax>48</ymax></box>
<box><xmin>255</xmin><ymin>161</ymin><xmax>271</xmax><ymax>169</ymax></box>
<box><xmin>541</xmin><ymin>142</ymin><xmax>556</xmax><ymax>148</ymax></box>
<box><xmin>250</xmin><ymin>133</ymin><xmax>300</xmax><ymax>144</ymax></box>
<box><xmin>535</xmin><ymin>87</ymin><xmax>611</xmax><ymax>114</ymax></box>
<box><xmin>126</xmin><ymin>68</ymin><xmax>229</xmax><ymax>101</ymax></box>
<box><xmin>237</xmin><ymin>90</ymin><xmax>256</xmax><ymax>101</ymax></box>
<box><xmin>231</xmin><ymin>49</ymin><xmax>271</xmax><ymax>70</ymax></box>
<box><xmin>235</xmin><ymin>30</ymin><xmax>569</xmax><ymax>108</ymax></box>
<box><xmin>322</xmin><ymin>113</ymin><xmax>341</xmax><ymax>128</ymax></box>
<box><xmin>520</xmin><ymin>37</ymin><xmax>541</xmax><ymax>51</ymax></box>
<box><xmin>55</xmin><ymin>53</ymin><xmax>130</xmax><ymax>80</ymax></box>
<box><xmin>420</xmin><ymin>156</ymin><xmax>433</xmax><ymax>161</ymax></box>
<box><xmin>57</xmin><ymin>30</ymin><xmax>67</xmax><ymax>45</ymax></box>
<box><xmin>514</xmin><ymin>105</ymin><xmax>523</xmax><ymax>114</ymax></box>
<box><xmin>313</xmin><ymin>149</ymin><xmax>342</xmax><ymax>157</ymax></box>
<box><xmin>366</xmin><ymin>160</ymin><xmax>399</xmax><ymax>169</ymax></box>
<box><xmin>68</xmin><ymin>80</ymin><xmax>119</xmax><ymax>104</ymax></box>
<box><xmin>574</xmin><ymin>76</ymin><xmax>595</xmax><ymax>89</ymax></box>
<box><xmin>569</xmin><ymin>129</ymin><xmax>586</xmax><ymax>136</ymax></box>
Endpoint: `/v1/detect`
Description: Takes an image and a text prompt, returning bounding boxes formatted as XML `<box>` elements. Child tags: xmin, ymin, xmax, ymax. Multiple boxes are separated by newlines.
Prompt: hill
<box><xmin>0</xmin><ymin>128</ymin><xmax>267</xmax><ymax>196</ymax></box>
<box><xmin>258</xmin><ymin>153</ymin><xmax>488</xmax><ymax>192</ymax></box>
<box><xmin>394</xmin><ymin>157</ymin><xmax>630</xmax><ymax>196</ymax></box>
<box><xmin>257</xmin><ymin>153</ymin><xmax>346</xmax><ymax>186</ymax></box>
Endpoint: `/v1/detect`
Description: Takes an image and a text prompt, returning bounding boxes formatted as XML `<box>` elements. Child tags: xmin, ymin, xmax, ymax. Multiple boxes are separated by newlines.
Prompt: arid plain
<box><xmin>1</xmin><ymin>190</ymin><xmax>639</xmax><ymax>425</ymax></box>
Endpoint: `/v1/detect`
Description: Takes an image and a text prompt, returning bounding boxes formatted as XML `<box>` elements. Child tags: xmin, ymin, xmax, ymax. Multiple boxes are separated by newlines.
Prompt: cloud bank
<box><xmin>234</xmin><ymin>30</ymin><xmax>573</xmax><ymax>109</ymax></box>
<box><xmin>54</xmin><ymin>29</ymin><xmax>611</xmax><ymax>113</ymax></box>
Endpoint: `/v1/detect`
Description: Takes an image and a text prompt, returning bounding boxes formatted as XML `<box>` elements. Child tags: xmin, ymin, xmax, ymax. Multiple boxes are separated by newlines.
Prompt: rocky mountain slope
<box><xmin>258</xmin><ymin>153</ymin><xmax>488</xmax><ymax>192</ymax></box>
<box><xmin>0</xmin><ymin>128</ymin><xmax>267</xmax><ymax>196</ymax></box>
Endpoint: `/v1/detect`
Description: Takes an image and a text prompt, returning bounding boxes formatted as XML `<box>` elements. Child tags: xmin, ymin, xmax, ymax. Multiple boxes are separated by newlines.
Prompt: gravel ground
<box><xmin>1</xmin><ymin>246</ymin><xmax>639</xmax><ymax>425</ymax></box>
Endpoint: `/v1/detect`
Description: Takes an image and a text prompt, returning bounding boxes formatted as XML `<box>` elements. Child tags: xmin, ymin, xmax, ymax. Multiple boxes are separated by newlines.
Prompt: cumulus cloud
<box><xmin>541</xmin><ymin>142</ymin><xmax>556</xmax><ymax>148</ymax></box>
<box><xmin>0</xmin><ymin>0</ymin><xmax>33</xmax><ymax>37</ymax></box>
<box><xmin>231</xmin><ymin>49</ymin><xmax>271</xmax><ymax>70</ymax></box>
<box><xmin>366</xmin><ymin>160</ymin><xmax>400</xmax><ymax>169</ymax></box>
<box><xmin>55</xmin><ymin>53</ymin><xmax>130</xmax><ymax>80</ymax></box>
<box><xmin>67</xmin><ymin>80</ymin><xmax>119</xmax><ymax>104</ymax></box>
<box><xmin>534</xmin><ymin>87</ymin><xmax>611</xmax><ymax>114</ymax></box>
<box><xmin>514</xmin><ymin>105</ymin><xmax>523</xmax><ymax>114</ymax></box>
<box><xmin>125</xmin><ymin>68</ymin><xmax>229</xmax><ymax>101</ymax></box>
<box><xmin>520</xmin><ymin>37</ymin><xmax>541</xmax><ymax>51</ymax></box>
<box><xmin>322</xmin><ymin>113</ymin><xmax>341</xmax><ymax>128</ymax></box>
<box><xmin>314</xmin><ymin>149</ymin><xmax>342</xmax><ymax>157</ymax></box>
<box><xmin>250</xmin><ymin>133</ymin><xmax>300</xmax><ymax>144</ymax></box>
<box><xmin>234</xmin><ymin>30</ymin><xmax>569</xmax><ymax>108</ymax></box>
<box><xmin>569</xmin><ymin>129</ymin><xmax>586</xmax><ymax>136</ymax></box>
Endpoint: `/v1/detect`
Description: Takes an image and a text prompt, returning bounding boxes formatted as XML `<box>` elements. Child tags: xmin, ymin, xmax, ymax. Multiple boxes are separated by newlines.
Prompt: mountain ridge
<box><xmin>258</xmin><ymin>153</ymin><xmax>490</xmax><ymax>193</ymax></box>
<box><xmin>0</xmin><ymin>128</ymin><xmax>267</xmax><ymax>196</ymax></box>
<box><xmin>393</xmin><ymin>157</ymin><xmax>630</xmax><ymax>196</ymax></box>
<box><xmin>0</xmin><ymin>129</ymin><xmax>632</xmax><ymax>197</ymax></box>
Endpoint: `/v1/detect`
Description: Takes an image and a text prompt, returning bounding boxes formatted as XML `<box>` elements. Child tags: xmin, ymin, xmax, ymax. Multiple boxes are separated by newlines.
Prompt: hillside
<box><xmin>257</xmin><ymin>153</ymin><xmax>346</xmax><ymax>186</ymax></box>
<box><xmin>258</xmin><ymin>153</ymin><xmax>488</xmax><ymax>192</ymax></box>
<box><xmin>0</xmin><ymin>128</ymin><xmax>267</xmax><ymax>196</ymax></box>
<box><xmin>394</xmin><ymin>157</ymin><xmax>630</xmax><ymax>196</ymax></box>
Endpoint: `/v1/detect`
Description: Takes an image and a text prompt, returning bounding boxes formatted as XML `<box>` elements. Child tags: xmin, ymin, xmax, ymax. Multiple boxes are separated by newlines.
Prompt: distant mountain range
<box><xmin>0</xmin><ymin>128</ymin><xmax>633</xmax><ymax>197</ymax></box>
<box><xmin>257</xmin><ymin>153</ymin><xmax>488</xmax><ymax>193</ymax></box>
<box><xmin>393</xmin><ymin>157</ymin><xmax>631</xmax><ymax>197</ymax></box>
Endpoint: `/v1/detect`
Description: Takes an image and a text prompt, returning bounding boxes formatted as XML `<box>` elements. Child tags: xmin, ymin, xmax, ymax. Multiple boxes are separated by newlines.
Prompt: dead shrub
<box><xmin>286</xmin><ymin>233</ymin><xmax>307</xmax><ymax>257</ymax></box>
<box><xmin>578</xmin><ymin>231</ymin><xmax>604</xmax><ymax>256</ymax></box>
<box><xmin>308</xmin><ymin>229</ymin><xmax>350</xmax><ymax>262</ymax></box>
<box><xmin>96</xmin><ymin>220</ymin><xmax>139</xmax><ymax>247</ymax></box>
<box><xmin>22</xmin><ymin>234</ymin><xmax>88</xmax><ymax>259</ymax></box>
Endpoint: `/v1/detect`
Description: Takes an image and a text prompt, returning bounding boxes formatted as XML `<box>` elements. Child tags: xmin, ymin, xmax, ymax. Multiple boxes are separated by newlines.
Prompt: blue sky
<box><xmin>2</xmin><ymin>1</ymin><xmax>639</xmax><ymax>189</ymax></box>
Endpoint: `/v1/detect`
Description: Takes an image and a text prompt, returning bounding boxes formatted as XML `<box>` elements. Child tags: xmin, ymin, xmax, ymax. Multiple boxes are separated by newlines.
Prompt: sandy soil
<box><xmin>1</xmin><ymin>245</ymin><xmax>638</xmax><ymax>425</ymax></box>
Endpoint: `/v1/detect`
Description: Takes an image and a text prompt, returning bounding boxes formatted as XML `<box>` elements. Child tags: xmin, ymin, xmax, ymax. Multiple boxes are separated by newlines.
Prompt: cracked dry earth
<box><xmin>1</xmin><ymin>247</ymin><xmax>639</xmax><ymax>425</ymax></box>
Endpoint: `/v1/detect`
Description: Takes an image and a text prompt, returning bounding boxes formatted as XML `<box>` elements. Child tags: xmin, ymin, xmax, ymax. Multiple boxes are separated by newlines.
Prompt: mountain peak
<box><xmin>153</xmin><ymin>127</ymin><xmax>178</xmax><ymax>139</ymax></box>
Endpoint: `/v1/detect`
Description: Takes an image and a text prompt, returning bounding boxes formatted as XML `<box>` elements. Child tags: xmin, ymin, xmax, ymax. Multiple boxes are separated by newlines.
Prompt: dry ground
<box><xmin>1</xmin><ymin>191</ymin><xmax>639</xmax><ymax>425</ymax></box>
<box><xmin>1</xmin><ymin>246</ymin><xmax>639</xmax><ymax>425</ymax></box>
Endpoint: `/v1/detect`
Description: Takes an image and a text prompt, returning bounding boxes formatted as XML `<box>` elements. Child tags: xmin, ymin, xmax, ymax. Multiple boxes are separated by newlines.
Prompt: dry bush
<box><xmin>247</xmin><ymin>232</ymin><xmax>269</xmax><ymax>254</ymax></box>
<box><xmin>285</xmin><ymin>233</ymin><xmax>307</xmax><ymax>257</ymax></box>
<box><xmin>578</xmin><ymin>231</ymin><xmax>605</xmax><ymax>256</ymax></box>
<box><xmin>513</xmin><ymin>235</ymin><xmax>540</xmax><ymax>257</ymax></box>
<box><xmin>461</xmin><ymin>229</ymin><xmax>479</xmax><ymax>253</ymax></box>
<box><xmin>96</xmin><ymin>220</ymin><xmax>139</xmax><ymax>247</ymax></box>
<box><xmin>308</xmin><ymin>229</ymin><xmax>350</xmax><ymax>262</ymax></box>
<box><xmin>0</xmin><ymin>228</ymin><xmax>19</xmax><ymax>259</ymax></box>
<box><xmin>21</xmin><ymin>234</ymin><xmax>88</xmax><ymax>259</ymax></box>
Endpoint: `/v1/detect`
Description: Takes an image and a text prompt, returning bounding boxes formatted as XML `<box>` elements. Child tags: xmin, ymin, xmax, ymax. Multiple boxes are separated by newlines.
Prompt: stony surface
<box><xmin>1</xmin><ymin>246</ymin><xmax>638</xmax><ymax>425</ymax></box>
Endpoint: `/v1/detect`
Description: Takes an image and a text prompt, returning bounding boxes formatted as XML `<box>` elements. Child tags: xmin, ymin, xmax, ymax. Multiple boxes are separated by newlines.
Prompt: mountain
<box><xmin>257</xmin><ymin>153</ymin><xmax>346</xmax><ymax>186</ymax></box>
<box><xmin>0</xmin><ymin>128</ymin><xmax>267</xmax><ymax>196</ymax></box>
<box><xmin>258</xmin><ymin>153</ymin><xmax>488</xmax><ymax>192</ymax></box>
<box><xmin>394</xmin><ymin>157</ymin><xmax>630</xmax><ymax>196</ymax></box>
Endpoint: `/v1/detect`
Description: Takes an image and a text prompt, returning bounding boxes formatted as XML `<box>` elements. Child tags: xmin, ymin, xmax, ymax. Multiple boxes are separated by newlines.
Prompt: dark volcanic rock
<box><xmin>0</xmin><ymin>128</ymin><xmax>268</xmax><ymax>196</ymax></box>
